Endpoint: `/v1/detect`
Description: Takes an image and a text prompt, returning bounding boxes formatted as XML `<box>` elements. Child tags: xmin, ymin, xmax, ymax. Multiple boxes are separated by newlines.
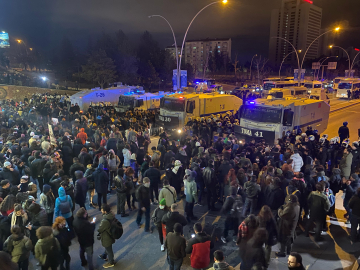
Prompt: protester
<box><xmin>73</xmin><ymin>207</ymin><xmax>95</xmax><ymax>270</ymax></box>
<box><xmin>165</xmin><ymin>222</ymin><xmax>186</xmax><ymax>270</ymax></box>
<box><xmin>186</xmin><ymin>222</ymin><xmax>214</xmax><ymax>270</ymax></box>
<box><xmin>98</xmin><ymin>204</ymin><xmax>116</xmax><ymax>268</ymax></box>
<box><xmin>136</xmin><ymin>177</ymin><xmax>151</xmax><ymax>232</ymax></box>
<box><xmin>52</xmin><ymin>216</ymin><xmax>72</xmax><ymax>270</ymax></box>
<box><xmin>162</xmin><ymin>203</ymin><xmax>188</xmax><ymax>235</ymax></box>
<box><xmin>151</xmin><ymin>198</ymin><xmax>169</xmax><ymax>251</ymax></box>
<box><xmin>34</xmin><ymin>226</ymin><xmax>61</xmax><ymax>270</ymax></box>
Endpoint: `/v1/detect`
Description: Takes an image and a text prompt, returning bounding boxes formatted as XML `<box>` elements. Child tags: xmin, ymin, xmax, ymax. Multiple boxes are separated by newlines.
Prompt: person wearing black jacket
<box><xmin>0</xmin><ymin>161</ymin><xmax>20</xmax><ymax>187</ymax></box>
<box><xmin>191</xmin><ymin>158</ymin><xmax>204</xmax><ymax>205</ymax></box>
<box><xmin>93</xmin><ymin>163</ymin><xmax>109</xmax><ymax>210</ymax></box>
<box><xmin>73</xmin><ymin>207</ymin><xmax>95</xmax><ymax>270</ymax></box>
<box><xmin>202</xmin><ymin>160</ymin><xmax>217</xmax><ymax>211</ymax></box>
<box><xmin>52</xmin><ymin>216</ymin><xmax>73</xmax><ymax>270</ymax></box>
<box><xmin>338</xmin><ymin>122</ymin><xmax>350</xmax><ymax>144</ymax></box>
<box><xmin>49</xmin><ymin>170</ymin><xmax>65</xmax><ymax>198</ymax></box>
<box><xmin>265</xmin><ymin>177</ymin><xmax>285</xmax><ymax>218</ymax></box>
<box><xmin>136</xmin><ymin>177</ymin><xmax>151</xmax><ymax>232</ymax></box>
<box><xmin>114</xmin><ymin>168</ymin><xmax>128</xmax><ymax>217</ymax></box>
<box><xmin>30</xmin><ymin>151</ymin><xmax>46</xmax><ymax>192</ymax></box>
<box><xmin>143</xmin><ymin>162</ymin><xmax>161</xmax><ymax>204</ymax></box>
<box><xmin>0</xmin><ymin>180</ymin><xmax>10</xmax><ymax>201</ymax></box>
<box><xmin>74</xmin><ymin>171</ymin><xmax>88</xmax><ymax>209</ymax></box>
<box><xmin>162</xmin><ymin>203</ymin><xmax>188</xmax><ymax>235</ymax></box>
<box><xmin>43</xmin><ymin>162</ymin><xmax>57</xmax><ymax>186</ymax></box>
<box><xmin>69</xmin><ymin>157</ymin><xmax>85</xmax><ymax>182</ymax></box>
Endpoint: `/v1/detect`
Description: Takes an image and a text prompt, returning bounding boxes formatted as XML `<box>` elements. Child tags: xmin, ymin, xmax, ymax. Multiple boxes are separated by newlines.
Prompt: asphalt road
<box><xmin>24</xmin><ymin>99</ymin><xmax>360</xmax><ymax>270</ymax></box>
<box><xmin>325</xmin><ymin>101</ymin><xmax>360</xmax><ymax>141</ymax></box>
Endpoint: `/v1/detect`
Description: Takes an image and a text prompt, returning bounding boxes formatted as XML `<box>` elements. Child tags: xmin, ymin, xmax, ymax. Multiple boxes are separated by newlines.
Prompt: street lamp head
<box><xmin>335</xmin><ymin>27</ymin><xmax>340</xmax><ymax>31</ymax></box>
<box><xmin>298</xmin><ymin>50</ymin><xmax>302</xmax><ymax>53</ymax></box>
<box><xmin>148</xmin><ymin>15</ymin><xmax>153</xmax><ymax>18</ymax></box>
<box><xmin>329</xmin><ymin>45</ymin><xmax>333</xmax><ymax>48</ymax></box>
<box><xmin>29</xmin><ymin>48</ymin><xmax>33</xmax><ymax>51</ymax></box>
<box><xmin>17</xmin><ymin>39</ymin><xmax>22</xmax><ymax>43</ymax></box>
<box><xmin>222</xmin><ymin>0</ymin><xmax>228</xmax><ymax>4</ymax></box>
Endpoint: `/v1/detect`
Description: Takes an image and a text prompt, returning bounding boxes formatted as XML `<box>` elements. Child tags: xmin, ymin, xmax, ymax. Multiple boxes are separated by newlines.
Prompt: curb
<box><xmin>330</xmin><ymin>101</ymin><xmax>360</xmax><ymax>114</ymax></box>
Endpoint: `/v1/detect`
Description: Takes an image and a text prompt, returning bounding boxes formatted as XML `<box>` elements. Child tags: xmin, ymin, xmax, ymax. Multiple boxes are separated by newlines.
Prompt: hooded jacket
<box><xmin>75</xmin><ymin>177</ymin><xmax>88</xmax><ymax>205</ymax></box>
<box><xmin>290</xmin><ymin>153</ymin><xmax>303</xmax><ymax>173</ymax></box>
<box><xmin>35</xmin><ymin>235</ymin><xmax>60</xmax><ymax>266</ymax></box>
<box><xmin>54</xmin><ymin>187</ymin><xmax>73</xmax><ymax>219</ymax></box>
<box><xmin>4</xmin><ymin>234</ymin><xmax>33</xmax><ymax>263</ymax></box>
<box><xmin>73</xmin><ymin>215</ymin><xmax>95</xmax><ymax>248</ymax></box>
<box><xmin>76</xmin><ymin>128</ymin><xmax>88</xmax><ymax>145</ymax></box>
<box><xmin>184</xmin><ymin>172</ymin><xmax>198</xmax><ymax>203</ymax></box>
<box><xmin>98</xmin><ymin>212</ymin><xmax>115</xmax><ymax>247</ymax></box>
<box><xmin>159</xmin><ymin>185</ymin><xmax>177</xmax><ymax>207</ymax></box>
<box><xmin>278</xmin><ymin>201</ymin><xmax>300</xmax><ymax>238</ymax></box>
<box><xmin>93</xmin><ymin>164</ymin><xmax>109</xmax><ymax>194</ymax></box>
<box><xmin>307</xmin><ymin>190</ymin><xmax>330</xmax><ymax>220</ymax></box>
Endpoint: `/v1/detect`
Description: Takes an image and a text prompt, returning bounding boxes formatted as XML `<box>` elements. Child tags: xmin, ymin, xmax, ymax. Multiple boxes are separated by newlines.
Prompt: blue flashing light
<box><xmin>249</xmin><ymin>101</ymin><xmax>255</xmax><ymax>104</ymax></box>
<box><xmin>196</xmin><ymin>82</ymin><xmax>199</xmax><ymax>84</ymax></box>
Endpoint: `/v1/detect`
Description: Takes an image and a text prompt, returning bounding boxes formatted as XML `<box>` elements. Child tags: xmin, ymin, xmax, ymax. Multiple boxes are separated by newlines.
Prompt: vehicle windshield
<box><xmin>314</xmin><ymin>84</ymin><xmax>322</xmax><ymax>88</ymax></box>
<box><xmin>241</xmin><ymin>105</ymin><xmax>282</xmax><ymax>123</ymax></box>
<box><xmin>338</xmin><ymin>83</ymin><xmax>352</xmax><ymax>89</ymax></box>
<box><xmin>335</xmin><ymin>79</ymin><xmax>342</xmax><ymax>83</ymax></box>
<box><xmin>264</xmin><ymin>83</ymin><xmax>275</xmax><ymax>90</ymax></box>
<box><xmin>118</xmin><ymin>96</ymin><xmax>135</xmax><ymax>107</ymax></box>
<box><xmin>304</xmin><ymin>84</ymin><xmax>312</xmax><ymax>88</ymax></box>
<box><xmin>160</xmin><ymin>98</ymin><xmax>185</xmax><ymax>112</ymax></box>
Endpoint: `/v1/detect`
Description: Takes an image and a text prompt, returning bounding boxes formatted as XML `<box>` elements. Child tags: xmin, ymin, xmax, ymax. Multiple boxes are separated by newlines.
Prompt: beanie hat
<box><xmin>4</xmin><ymin>161</ymin><xmax>11</xmax><ymax>167</ymax></box>
<box><xmin>174</xmin><ymin>160</ymin><xmax>181</xmax><ymax>166</ymax></box>
<box><xmin>185</xmin><ymin>169</ymin><xmax>192</xmax><ymax>176</ymax></box>
<box><xmin>159</xmin><ymin>198</ymin><xmax>166</xmax><ymax>206</ymax></box>
<box><xmin>43</xmin><ymin>184</ymin><xmax>51</xmax><ymax>194</ymax></box>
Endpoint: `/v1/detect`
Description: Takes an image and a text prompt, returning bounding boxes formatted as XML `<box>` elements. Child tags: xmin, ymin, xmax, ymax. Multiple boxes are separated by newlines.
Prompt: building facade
<box><xmin>165</xmin><ymin>46</ymin><xmax>181</xmax><ymax>61</ymax></box>
<box><xmin>183</xmin><ymin>38</ymin><xmax>231</xmax><ymax>74</ymax></box>
<box><xmin>269</xmin><ymin>0</ymin><xmax>322</xmax><ymax>66</ymax></box>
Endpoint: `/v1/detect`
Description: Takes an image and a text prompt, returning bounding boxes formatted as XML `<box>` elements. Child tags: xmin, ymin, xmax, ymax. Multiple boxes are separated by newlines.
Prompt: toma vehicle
<box><xmin>156</xmin><ymin>92</ymin><xmax>242</xmax><ymax>134</ymax></box>
<box><xmin>235</xmin><ymin>97</ymin><xmax>330</xmax><ymax>144</ymax></box>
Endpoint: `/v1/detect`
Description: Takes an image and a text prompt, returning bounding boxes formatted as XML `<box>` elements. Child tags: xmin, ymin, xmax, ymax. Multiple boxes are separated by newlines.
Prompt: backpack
<box><xmin>58</xmin><ymin>196</ymin><xmax>71</xmax><ymax>215</ymax></box>
<box><xmin>110</xmin><ymin>218</ymin><xmax>123</xmax><ymax>240</ymax></box>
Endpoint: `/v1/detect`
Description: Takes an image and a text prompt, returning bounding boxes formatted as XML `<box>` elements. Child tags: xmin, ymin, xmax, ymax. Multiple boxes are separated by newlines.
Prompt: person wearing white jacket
<box><xmin>290</xmin><ymin>150</ymin><xmax>304</xmax><ymax>173</ymax></box>
<box><xmin>122</xmin><ymin>145</ymin><xmax>132</xmax><ymax>168</ymax></box>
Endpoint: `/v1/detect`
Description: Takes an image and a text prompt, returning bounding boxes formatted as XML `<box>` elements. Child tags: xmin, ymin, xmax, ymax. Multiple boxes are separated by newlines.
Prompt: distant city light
<box><xmin>41</xmin><ymin>76</ymin><xmax>47</xmax><ymax>81</ymax></box>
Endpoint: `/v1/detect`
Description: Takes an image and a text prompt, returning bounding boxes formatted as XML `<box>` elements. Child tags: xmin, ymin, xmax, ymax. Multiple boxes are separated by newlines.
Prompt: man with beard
<box><xmin>288</xmin><ymin>252</ymin><xmax>305</xmax><ymax>270</ymax></box>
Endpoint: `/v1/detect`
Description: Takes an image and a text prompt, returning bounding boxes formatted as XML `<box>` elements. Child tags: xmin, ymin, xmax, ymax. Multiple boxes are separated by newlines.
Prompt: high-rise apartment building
<box><xmin>165</xmin><ymin>46</ymin><xmax>181</xmax><ymax>60</ymax></box>
<box><xmin>184</xmin><ymin>38</ymin><xmax>231</xmax><ymax>73</ymax></box>
<box><xmin>269</xmin><ymin>0</ymin><xmax>322</xmax><ymax>66</ymax></box>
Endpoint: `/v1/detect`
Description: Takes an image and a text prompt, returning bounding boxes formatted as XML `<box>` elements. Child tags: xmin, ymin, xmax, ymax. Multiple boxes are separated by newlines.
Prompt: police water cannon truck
<box><xmin>235</xmin><ymin>96</ymin><xmax>330</xmax><ymax>144</ymax></box>
<box><xmin>116</xmin><ymin>91</ymin><xmax>168</xmax><ymax>112</ymax></box>
<box><xmin>157</xmin><ymin>92</ymin><xmax>242</xmax><ymax>134</ymax></box>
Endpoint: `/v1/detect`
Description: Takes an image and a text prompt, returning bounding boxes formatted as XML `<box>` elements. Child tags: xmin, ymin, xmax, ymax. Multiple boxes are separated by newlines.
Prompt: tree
<box><xmin>78</xmin><ymin>49</ymin><xmax>117</xmax><ymax>89</ymax></box>
<box><xmin>57</xmin><ymin>37</ymin><xmax>76</xmax><ymax>80</ymax></box>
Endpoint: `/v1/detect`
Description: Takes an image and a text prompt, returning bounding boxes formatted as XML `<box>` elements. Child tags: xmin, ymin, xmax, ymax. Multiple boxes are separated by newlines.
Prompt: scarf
<box><xmin>172</xmin><ymin>162</ymin><xmax>182</xmax><ymax>174</ymax></box>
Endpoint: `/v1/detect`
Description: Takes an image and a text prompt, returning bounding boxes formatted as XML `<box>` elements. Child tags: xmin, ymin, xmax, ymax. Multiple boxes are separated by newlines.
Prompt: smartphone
<box><xmin>92</xmin><ymin>217</ymin><xmax>96</xmax><ymax>223</ymax></box>
<box><xmin>191</xmin><ymin>234</ymin><xmax>195</xmax><ymax>238</ymax></box>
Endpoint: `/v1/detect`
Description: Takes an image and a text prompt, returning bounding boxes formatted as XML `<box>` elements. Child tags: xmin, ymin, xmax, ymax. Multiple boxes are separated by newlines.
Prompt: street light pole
<box><xmin>177</xmin><ymin>0</ymin><xmax>227</xmax><ymax>90</ymax></box>
<box><xmin>271</xmin><ymin>37</ymin><xmax>300</xmax><ymax>83</ymax></box>
<box><xmin>351</xmin><ymin>51</ymin><xmax>360</xmax><ymax>70</ymax></box>
<box><xmin>300</xmin><ymin>27</ymin><xmax>340</xmax><ymax>84</ymax></box>
<box><xmin>148</xmin><ymin>15</ymin><xmax>179</xmax><ymax>74</ymax></box>
<box><xmin>249</xmin><ymin>54</ymin><xmax>257</xmax><ymax>81</ymax></box>
<box><xmin>279</xmin><ymin>51</ymin><xmax>295</xmax><ymax>79</ymax></box>
<box><xmin>329</xmin><ymin>45</ymin><xmax>351</xmax><ymax>74</ymax></box>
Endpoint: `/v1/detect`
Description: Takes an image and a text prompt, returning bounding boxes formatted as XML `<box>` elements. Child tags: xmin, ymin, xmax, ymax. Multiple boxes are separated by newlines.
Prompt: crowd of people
<box><xmin>0</xmin><ymin>92</ymin><xmax>356</xmax><ymax>270</ymax></box>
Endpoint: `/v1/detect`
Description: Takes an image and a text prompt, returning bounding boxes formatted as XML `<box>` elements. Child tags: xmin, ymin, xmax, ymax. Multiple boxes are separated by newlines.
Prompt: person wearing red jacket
<box><xmin>186</xmin><ymin>223</ymin><xmax>214</xmax><ymax>270</ymax></box>
<box><xmin>77</xmin><ymin>128</ymin><xmax>88</xmax><ymax>145</ymax></box>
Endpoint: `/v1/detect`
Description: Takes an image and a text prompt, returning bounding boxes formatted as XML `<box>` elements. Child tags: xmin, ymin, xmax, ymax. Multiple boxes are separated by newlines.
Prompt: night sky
<box><xmin>1</xmin><ymin>0</ymin><xmax>359</xmax><ymax>62</ymax></box>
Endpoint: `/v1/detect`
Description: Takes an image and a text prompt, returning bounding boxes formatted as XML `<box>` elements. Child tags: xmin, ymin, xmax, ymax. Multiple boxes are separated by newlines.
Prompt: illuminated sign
<box><xmin>355</xmin><ymin>48</ymin><xmax>360</xmax><ymax>51</ymax></box>
<box><xmin>0</xmin><ymin>32</ymin><xmax>10</xmax><ymax>48</ymax></box>
<box><xmin>303</xmin><ymin>0</ymin><xmax>313</xmax><ymax>4</ymax></box>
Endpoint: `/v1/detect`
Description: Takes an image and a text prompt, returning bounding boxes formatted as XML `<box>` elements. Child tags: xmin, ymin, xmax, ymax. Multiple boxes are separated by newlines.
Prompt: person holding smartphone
<box><xmin>73</xmin><ymin>207</ymin><xmax>95</xmax><ymax>270</ymax></box>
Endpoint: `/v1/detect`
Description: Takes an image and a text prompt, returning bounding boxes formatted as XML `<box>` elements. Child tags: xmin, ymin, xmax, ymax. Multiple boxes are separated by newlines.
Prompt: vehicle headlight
<box><xmin>177</xmin><ymin>129</ymin><xmax>182</xmax><ymax>134</ymax></box>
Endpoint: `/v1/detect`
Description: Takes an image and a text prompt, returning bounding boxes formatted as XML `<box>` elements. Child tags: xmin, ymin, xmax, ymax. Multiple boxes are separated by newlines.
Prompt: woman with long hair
<box><xmin>52</xmin><ymin>217</ymin><xmax>72</xmax><ymax>270</ymax></box>
<box><xmin>225</xmin><ymin>168</ymin><xmax>238</xmax><ymax>198</ymax></box>
<box><xmin>257</xmin><ymin>205</ymin><xmax>278</xmax><ymax>265</ymax></box>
